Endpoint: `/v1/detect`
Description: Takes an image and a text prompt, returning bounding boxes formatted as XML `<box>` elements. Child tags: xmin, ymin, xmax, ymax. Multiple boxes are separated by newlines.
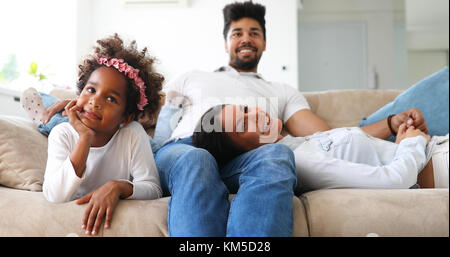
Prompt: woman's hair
<box><xmin>192</xmin><ymin>105</ymin><xmax>246</xmax><ymax>167</ymax></box>
<box><xmin>77</xmin><ymin>33</ymin><xmax>164</xmax><ymax>119</ymax></box>
<box><xmin>222</xmin><ymin>1</ymin><xmax>266</xmax><ymax>40</ymax></box>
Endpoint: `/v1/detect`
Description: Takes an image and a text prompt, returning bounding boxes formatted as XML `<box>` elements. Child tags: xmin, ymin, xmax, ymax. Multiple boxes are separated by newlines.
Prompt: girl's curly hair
<box><xmin>77</xmin><ymin>33</ymin><xmax>164</xmax><ymax>120</ymax></box>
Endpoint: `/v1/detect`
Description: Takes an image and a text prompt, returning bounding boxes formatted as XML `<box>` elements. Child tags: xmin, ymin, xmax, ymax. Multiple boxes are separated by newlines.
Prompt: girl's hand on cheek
<box><xmin>65</xmin><ymin>99</ymin><xmax>95</xmax><ymax>140</ymax></box>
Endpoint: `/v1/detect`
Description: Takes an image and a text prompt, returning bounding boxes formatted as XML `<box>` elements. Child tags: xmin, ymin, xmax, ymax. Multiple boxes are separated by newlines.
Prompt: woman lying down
<box><xmin>192</xmin><ymin>104</ymin><xmax>448</xmax><ymax>194</ymax></box>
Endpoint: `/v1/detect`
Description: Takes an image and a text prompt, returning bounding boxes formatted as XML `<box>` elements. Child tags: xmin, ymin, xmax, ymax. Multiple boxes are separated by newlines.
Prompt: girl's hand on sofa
<box><xmin>42</xmin><ymin>99</ymin><xmax>71</xmax><ymax>124</ymax></box>
<box><xmin>75</xmin><ymin>180</ymin><xmax>129</xmax><ymax>236</ymax></box>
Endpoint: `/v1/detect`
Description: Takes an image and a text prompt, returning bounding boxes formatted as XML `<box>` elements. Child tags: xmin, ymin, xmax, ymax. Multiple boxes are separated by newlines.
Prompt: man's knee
<box><xmin>177</xmin><ymin>147</ymin><xmax>216</xmax><ymax>165</ymax></box>
<box><xmin>250</xmin><ymin>143</ymin><xmax>297</xmax><ymax>183</ymax></box>
<box><xmin>257</xmin><ymin>144</ymin><xmax>295</xmax><ymax>166</ymax></box>
<box><xmin>172</xmin><ymin>147</ymin><xmax>219</xmax><ymax>178</ymax></box>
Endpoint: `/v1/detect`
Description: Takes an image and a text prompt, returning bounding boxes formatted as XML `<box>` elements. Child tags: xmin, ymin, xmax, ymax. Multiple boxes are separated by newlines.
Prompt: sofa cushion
<box><xmin>358</xmin><ymin>66</ymin><xmax>449</xmax><ymax>141</ymax></box>
<box><xmin>0</xmin><ymin>115</ymin><xmax>47</xmax><ymax>191</ymax></box>
<box><xmin>0</xmin><ymin>186</ymin><xmax>169</xmax><ymax>236</ymax></box>
<box><xmin>300</xmin><ymin>188</ymin><xmax>449</xmax><ymax>236</ymax></box>
<box><xmin>0</xmin><ymin>186</ymin><xmax>309</xmax><ymax>236</ymax></box>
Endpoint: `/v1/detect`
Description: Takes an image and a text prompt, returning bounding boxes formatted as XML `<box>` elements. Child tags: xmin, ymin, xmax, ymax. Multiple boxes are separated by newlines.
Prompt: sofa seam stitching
<box><xmin>299</xmin><ymin>195</ymin><xmax>312</xmax><ymax>237</ymax></box>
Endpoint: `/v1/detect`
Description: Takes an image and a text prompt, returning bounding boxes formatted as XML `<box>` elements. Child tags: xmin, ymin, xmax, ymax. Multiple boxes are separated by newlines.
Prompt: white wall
<box><xmin>405</xmin><ymin>0</ymin><xmax>449</xmax><ymax>86</ymax></box>
<box><xmin>408</xmin><ymin>50</ymin><xmax>448</xmax><ymax>85</ymax></box>
<box><xmin>298</xmin><ymin>0</ymin><xmax>407</xmax><ymax>90</ymax></box>
<box><xmin>76</xmin><ymin>0</ymin><xmax>300</xmax><ymax>88</ymax></box>
<box><xmin>298</xmin><ymin>0</ymin><xmax>449</xmax><ymax>91</ymax></box>
<box><xmin>406</xmin><ymin>0</ymin><xmax>449</xmax><ymax>50</ymax></box>
<box><xmin>4</xmin><ymin>0</ymin><xmax>444</xmax><ymax>94</ymax></box>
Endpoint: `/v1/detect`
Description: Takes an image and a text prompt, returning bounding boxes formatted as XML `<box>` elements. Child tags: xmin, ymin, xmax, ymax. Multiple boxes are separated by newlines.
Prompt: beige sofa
<box><xmin>0</xmin><ymin>89</ymin><xmax>448</xmax><ymax>237</ymax></box>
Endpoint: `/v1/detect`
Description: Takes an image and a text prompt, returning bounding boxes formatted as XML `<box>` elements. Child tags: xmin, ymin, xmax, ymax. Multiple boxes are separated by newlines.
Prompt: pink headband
<box><xmin>96</xmin><ymin>56</ymin><xmax>148</xmax><ymax>110</ymax></box>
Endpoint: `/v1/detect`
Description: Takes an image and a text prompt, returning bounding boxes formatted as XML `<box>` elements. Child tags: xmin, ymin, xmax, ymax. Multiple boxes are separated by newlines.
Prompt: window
<box><xmin>0</xmin><ymin>0</ymin><xmax>77</xmax><ymax>93</ymax></box>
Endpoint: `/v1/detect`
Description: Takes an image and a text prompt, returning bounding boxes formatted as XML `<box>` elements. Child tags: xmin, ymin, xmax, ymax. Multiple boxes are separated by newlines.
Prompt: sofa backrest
<box><xmin>303</xmin><ymin>89</ymin><xmax>403</xmax><ymax>128</ymax></box>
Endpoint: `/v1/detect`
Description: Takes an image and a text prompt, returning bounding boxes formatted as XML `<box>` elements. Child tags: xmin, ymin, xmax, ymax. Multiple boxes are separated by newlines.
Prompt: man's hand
<box><xmin>75</xmin><ymin>181</ymin><xmax>132</xmax><ymax>236</ymax></box>
<box><xmin>361</xmin><ymin>108</ymin><xmax>428</xmax><ymax>140</ymax></box>
<box><xmin>42</xmin><ymin>99</ymin><xmax>71</xmax><ymax>124</ymax></box>
<box><xmin>391</xmin><ymin>108</ymin><xmax>428</xmax><ymax>135</ymax></box>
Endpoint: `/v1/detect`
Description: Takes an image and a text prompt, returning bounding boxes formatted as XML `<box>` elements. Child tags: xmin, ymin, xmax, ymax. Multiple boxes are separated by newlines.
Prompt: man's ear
<box><xmin>224</xmin><ymin>40</ymin><xmax>229</xmax><ymax>53</ymax></box>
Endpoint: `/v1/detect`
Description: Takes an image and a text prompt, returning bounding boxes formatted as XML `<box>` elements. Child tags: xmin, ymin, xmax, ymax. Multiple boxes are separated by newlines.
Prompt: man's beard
<box><xmin>229</xmin><ymin>52</ymin><xmax>261</xmax><ymax>71</ymax></box>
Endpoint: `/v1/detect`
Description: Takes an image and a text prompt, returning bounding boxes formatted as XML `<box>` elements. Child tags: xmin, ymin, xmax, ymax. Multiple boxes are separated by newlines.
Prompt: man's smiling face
<box><xmin>225</xmin><ymin>17</ymin><xmax>266</xmax><ymax>72</ymax></box>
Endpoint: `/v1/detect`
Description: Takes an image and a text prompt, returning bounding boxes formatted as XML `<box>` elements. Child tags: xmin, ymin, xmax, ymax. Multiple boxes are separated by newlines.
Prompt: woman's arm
<box><xmin>293</xmin><ymin>135</ymin><xmax>428</xmax><ymax>190</ymax></box>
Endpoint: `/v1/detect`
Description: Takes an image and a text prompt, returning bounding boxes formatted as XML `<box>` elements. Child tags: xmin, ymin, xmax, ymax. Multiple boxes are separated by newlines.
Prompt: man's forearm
<box><xmin>361</xmin><ymin>108</ymin><xmax>429</xmax><ymax>140</ymax></box>
<box><xmin>360</xmin><ymin>118</ymin><xmax>392</xmax><ymax>139</ymax></box>
<box><xmin>285</xmin><ymin>109</ymin><xmax>331</xmax><ymax>137</ymax></box>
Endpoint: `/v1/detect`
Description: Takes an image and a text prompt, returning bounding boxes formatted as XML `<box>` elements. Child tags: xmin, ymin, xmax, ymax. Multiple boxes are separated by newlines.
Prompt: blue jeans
<box><xmin>154</xmin><ymin>137</ymin><xmax>297</xmax><ymax>237</ymax></box>
<box><xmin>37</xmin><ymin>93</ymin><xmax>69</xmax><ymax>136</ymax></box>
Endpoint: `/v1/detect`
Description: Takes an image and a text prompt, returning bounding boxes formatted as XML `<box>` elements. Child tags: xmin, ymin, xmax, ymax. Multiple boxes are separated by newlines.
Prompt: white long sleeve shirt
<box><xmin>278</xmin><ymin>127</ymin><xmax>436</xmax><ymax>192</ymax></box>
<box><xmin>43</xmin><ymin>121</ymin><xmax>162</xmax><ymax>203</ymax></box>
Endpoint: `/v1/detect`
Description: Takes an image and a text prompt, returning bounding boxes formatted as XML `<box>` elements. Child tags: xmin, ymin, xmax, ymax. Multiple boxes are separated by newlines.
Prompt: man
<box><xmin>152</xmin><ymin>1</ymin><xmax>427</xmax><ymax>236</ymax></box>
<box><xmin>154</xmin><ymin>2</ymin><xmax>299</xmax><ymax>236</ymax></box>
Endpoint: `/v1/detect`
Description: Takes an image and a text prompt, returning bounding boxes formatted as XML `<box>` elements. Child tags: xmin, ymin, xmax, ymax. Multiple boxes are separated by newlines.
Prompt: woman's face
<box><xmin>220</xmin><ymin>104</ymin><xmax>282</xmax><ymax>151</ymax></box>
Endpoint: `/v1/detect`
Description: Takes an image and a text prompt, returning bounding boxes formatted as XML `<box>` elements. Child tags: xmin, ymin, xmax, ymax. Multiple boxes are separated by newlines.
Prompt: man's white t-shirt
<box><xmin>43</xmin><ymin>121</ymin><xmax>162</xmax><ymax>203</ymax></box>
<box><xmin>164</xmin><ymin>66</ymin><xmax>310</xmax><ymax>142</ymax></box>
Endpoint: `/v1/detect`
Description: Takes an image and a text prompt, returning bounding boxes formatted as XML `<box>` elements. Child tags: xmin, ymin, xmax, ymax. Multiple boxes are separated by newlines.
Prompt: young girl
<box><xmin>193</xmin><ymin>104</ymin><xmax>449</xmax><ymax>194</ymax></box>
<box><xmin>40</xmin><ymin>34</ymin><xmax>164</xmax><ymax>236</ymax></box>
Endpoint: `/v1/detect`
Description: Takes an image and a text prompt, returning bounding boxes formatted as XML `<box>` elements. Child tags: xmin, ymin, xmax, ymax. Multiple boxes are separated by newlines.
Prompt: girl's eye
<box><xmin>87</xmin><ymin>87</ymin><xmax>95</xmax><ymax>93</ymax></box>
<box><xmin>107</xmin><ymin>96</ymin><xmax>117</xmax><ymax>103</ymax></box>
